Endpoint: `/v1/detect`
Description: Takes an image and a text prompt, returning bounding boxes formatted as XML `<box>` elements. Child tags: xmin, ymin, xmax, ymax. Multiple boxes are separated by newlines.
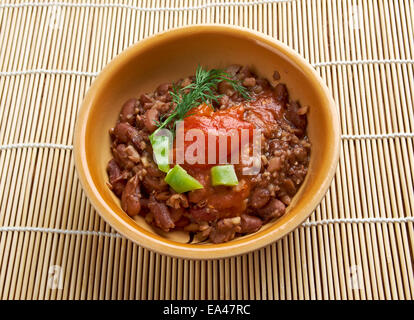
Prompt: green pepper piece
<box><xmin>149</xmin><ymin>129</ymin><xmax>171</xmax><ymax>173</ymax></box>
<box><xmin>165</xmin><ymin>165</ymin><xmax>204</xmax><ymax>193</ymax></box>
<box><xmin>211</xmin><ymin>165</ymin><xmax>239</xmax><ymax>186</ymax></box>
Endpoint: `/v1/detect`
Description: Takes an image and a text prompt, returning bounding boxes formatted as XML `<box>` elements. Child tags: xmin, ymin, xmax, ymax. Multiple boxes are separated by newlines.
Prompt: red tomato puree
<box><xmin>173</xmin><ymin>103</ymin><xmax>254</xmax><ymax>168</ymax></box>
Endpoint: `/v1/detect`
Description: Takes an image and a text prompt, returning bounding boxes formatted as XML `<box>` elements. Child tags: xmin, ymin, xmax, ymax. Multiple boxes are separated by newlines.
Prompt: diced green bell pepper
<box><xmin>165</xmin><ymin>165</ymin><xmax>204</xmax><ymax>193</ymax></box>
<box><xmin>211</xmin><ymin>165</ymin><xmax>239</xmax><ymax>186</ymax></box>
<box><xmin>149</xmin><ymin>129</ymin><xmax>171</xmax><ymax>173</ymax></box>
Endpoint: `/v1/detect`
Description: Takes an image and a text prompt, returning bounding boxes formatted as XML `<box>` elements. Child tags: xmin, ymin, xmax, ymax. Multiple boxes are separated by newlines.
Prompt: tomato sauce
<box><xmin>173</xmin><ymin>103</ymin><xmax>254</xmax><ymax>168</ymax></box>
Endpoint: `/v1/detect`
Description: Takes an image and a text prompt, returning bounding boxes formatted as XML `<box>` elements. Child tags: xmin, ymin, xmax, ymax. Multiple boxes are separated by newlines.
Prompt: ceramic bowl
<box><xmin>74</xmin><ymin>25</ymin><xmax>340</xmax><ymax>259</ymax></box>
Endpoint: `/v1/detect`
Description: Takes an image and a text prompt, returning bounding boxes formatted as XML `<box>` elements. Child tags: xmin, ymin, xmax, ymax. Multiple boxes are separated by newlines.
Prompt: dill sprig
<box><xmin>154</xmin><ymin>66</ymin><xmax>250</xmax><ymax>132</ymax></box>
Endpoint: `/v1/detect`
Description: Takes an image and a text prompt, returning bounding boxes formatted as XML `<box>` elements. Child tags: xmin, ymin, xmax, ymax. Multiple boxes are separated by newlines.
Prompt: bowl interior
<box><xmin>76</xmin><ymin>26</ymin><xmax>339</xmax><ymax>259</ymax></box>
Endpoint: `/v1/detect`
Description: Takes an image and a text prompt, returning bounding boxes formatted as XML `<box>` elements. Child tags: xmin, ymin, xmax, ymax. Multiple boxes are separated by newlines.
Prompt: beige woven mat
<box><xmin>0</xmin><ymin>0</ymin><xmax>413</xmax><ymax>300</ymax></box>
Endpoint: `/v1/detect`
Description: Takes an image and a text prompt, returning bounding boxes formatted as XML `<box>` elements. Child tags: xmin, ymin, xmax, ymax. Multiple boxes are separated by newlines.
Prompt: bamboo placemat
<box><xmin>0</xmin><ymin>0</ymin><xmax>413</xmax><ymax>300</ymax></box>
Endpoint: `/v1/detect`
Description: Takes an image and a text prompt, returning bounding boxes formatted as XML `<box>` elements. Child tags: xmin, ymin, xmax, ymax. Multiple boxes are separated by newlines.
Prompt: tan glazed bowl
<box><xmin>74</xmin><ymin>25</ymin><xmax>340</xmax><ymax>259</ymax></box>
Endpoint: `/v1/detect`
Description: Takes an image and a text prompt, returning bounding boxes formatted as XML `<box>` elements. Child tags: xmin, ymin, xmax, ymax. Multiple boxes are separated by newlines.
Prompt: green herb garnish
<box><xmin>154</xmin><ymin>66</ymin><xmax>250</xmax><ymax>133</ymax></box>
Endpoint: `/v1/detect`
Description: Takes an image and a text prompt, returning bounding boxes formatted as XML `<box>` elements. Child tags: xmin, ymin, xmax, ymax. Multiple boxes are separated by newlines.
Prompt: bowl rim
<box><xmin>74</xmin><ymin>24</ymin><xmax>341</xmax><ymax>260</ymax></box>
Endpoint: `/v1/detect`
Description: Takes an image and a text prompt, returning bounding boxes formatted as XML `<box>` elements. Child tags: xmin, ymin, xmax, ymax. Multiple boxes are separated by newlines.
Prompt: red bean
<box><xmin>274</xmin><ymin>83</ymin><xmax>288</xmax><ymax>103</ymax></box>
<box><xmin>282</xmin><ymin>178</ymin><xmax>296</xmax><ymax>195</ymax></box>
<box><xmin>190</xmin><ymin>207</ymin><xmax>218</xmax><ymax>222</ymax></box>
<box><xmin>156</xmin><ymin>83</ymin><xmax>172</xmax><ymax>95</ymax></box>
<box><xmin>209</xmin><ymin>218</ymin><xmax>241</xmax><ymax>243</ymax></box>
<box><xmin>112</xmin><ymin>144</ymin><xmax>135</xmax><ymax>169</ymax></box>
<box><xmin>142</xmin><ymin>174</ymin><xmax>168</xmax><ymax>193</ymax></box>
<box><xmin>257</xmin><ymin>199</ymin><xmax>286</xmax><ymax>222</ymax></box>
<box><xmin>113</xmin><ymin>122</ymin><xmax>131</xmax><ymax>143</ymax></box>
<box><xmin>240</xmin><ymin>214</ymin><xmax>262</xmax><ymax>234</ymax></box>
<box><xmin>106</xmin><ymin>159</ymin><xmax>127</xmax><ymax>197</ymax></box>
<box><xmin>169</xmin><ymin>207</ymin><xmax>184</xmax><ymax>222</ymax></box>
<box><xmin>113</xmin><ymin>122</ymin><xmax>145</xmax><ymax>150</ymax></box>
<box><xmin>120</xmin><ymin>98</ymin><xmax>138</xmax><ymax>124</ymax></box>
<box><xmin>148</xmin><ymin>196</ymin><xmax>175</xmax><ymax>232</ymax></box>
<box><xmin>286</xmin><ymin>100</ymin><xmax>307</xmax><ymax>132</ymax></box>
<box><xmin>144</xmin><ymin>107</ymin><xmax>159</xmax><ymax>133</ymax></box>
<box><xmin>121</xmin><ymin>174</ymin><xmax>141</xmax><ymax>216</ymax></box>
<box><xmin>256</xmin><ymin>78</ymin><xmax>271</xmax><ymax>90</ymax></box>
<box><xmin>175</xmin><ymin>216</ymin><xmax>190</xmax><ymax>228</ymax></box>
<box><xmin>249</xmin><ymin>188</ymin><xmax>270</xmax><ymax>209</ymax></box>
<box><xmin>139</xmin><ymin>93</ymin><xmax>153</xmax><ymax>105</ymax></box>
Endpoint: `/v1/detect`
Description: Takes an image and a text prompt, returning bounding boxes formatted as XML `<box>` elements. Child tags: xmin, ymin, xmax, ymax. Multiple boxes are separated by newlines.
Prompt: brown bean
<box><xmin>274</xmin><ymin>83</ymin><xmax>288</xmax><ymax>104</ymax></box>
<box><xmin>257</xmin><ymin>199</ymin><xmax>286</xmax><ymax>222</ymax></box>
<box><xmin>119</xmin><ymin>98</ymin><xmax>138</xmax><ymax>124</ymax></box>
<box><xmin>113</xmin><ymin>122</ymin><xmax>145</xmax><ymax>150</ymax></box>
<box><xmin>155</xmin><ymin>191</ymin><xmax>171</xmax><ymax>201</ymax></box>
<box><xmin>143</xmin><ymin>102</ymin><xmax>154</xmax><ymax>110</ymax></box>
<box><xmin>256</xmin><ymin>78</ymin><xmax>271</xmax><ymax>90</ymax></box>
<box><xmin>240</xmin><ymin>214</ymin><xmax>262</xmax><ymax>234</ymax></box>
<box><xmin>190</xmin><ymin>207</ymin><xmax>218</xmax><ymax>222</ymax></box>
<box><xmin>209</xmin><ymin>217</ymin><xmax>241</xmax><ymax>244</ymax></box>
<box><xmin>142</xmin><ymin>174</ymin><xmax>168</xmax><ymax>192</ymax></box>
<box><xmin>169</xmin><ymin>207</ymin><xmax>184</xmax><ymax>222</ymax></box>
<box><xmin>146</xmin><ymin>162</ymin><xmax>165</xmax><ymax>177</ymax></box>
<box><xmin>282</xmin><ymin>178</ymin><xmax>296</xmax><ymax>195</ymax></box>
<box><xmin>175</xmin><ymin>216</ymin><xmax>190</xmax><ymax>228</ymax></box>
<box><xmin>293</xmin><ymin>146</ymin><xmax>308</xmax><ymax>162</ymax></box>
<box><xmin>121</xmin><ymin>174</ymin><xmax>141</xmax><ymax>216</ymax></box>
<box><xmin>124</xmin><ymin>145</ymin><xmax>140</xmax><ymax>163</ymax></box>
<box><xmin>280</xmin><ymin>194</ymin><xmax>291</xmax><ymax>206</ymax></box>
<box><xmin>112</xmin><ymin>144</ymin><xmax>135</xmax><ymax>169</ymax></box>
<box><xmin>252</xmin><ymin>85</ymin><xmax>264</xmax><ymax>94</ymax></box>
<box><xmin>249</xmin><ymin>188</ymin><xmax>270</xmax><ymax>209</ymax></box>
<box><xmin>148</xmin><ymin>196</ymin><xmax>175</xmax><ymax>232</ymax></box>
<box><xmin>139</xmin><ymin>93</ymin><xmax>153</xmax><ymax>105</ymax></box>
<box><xmin>286</xmin><ymin>100</ymin><xmax>307</xmax><ymax>131</ymax></box>
<box><xmin>139</xmin><ymin>198</ymin><xmax>150</xmax><ymax>211</ymax></box>
<box><xmin>144</xmin><ymin>107</ymin><xmax>159</xmax><ymax>133</ymax></box>
<box><xmin>112</xmin><ymin>122</ymin><xmax>131</xmax><ymax>143</ymax></box>
<box><xmin>135</xmin><ymin>114</ymin><xmax>145</xmax><ymax>130</ymax></box>
<box><xmin>153</xmin><ymin>101</ymin><xmax>171</xmax><ymax>113</ymax></box>
<box><xmin>106</xmin><ymin>159</ymin><xmax>128</xmax><ymax>197</ymax></box>
<box><xmin>272</xmin><ymin>70</ymin><xmax>280</xmax><ymax>80</ymax></box>
<box><xmin>156</xmin><ymin>83</ymin><xmax>172</xmax><ymax>95</ymax></box>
